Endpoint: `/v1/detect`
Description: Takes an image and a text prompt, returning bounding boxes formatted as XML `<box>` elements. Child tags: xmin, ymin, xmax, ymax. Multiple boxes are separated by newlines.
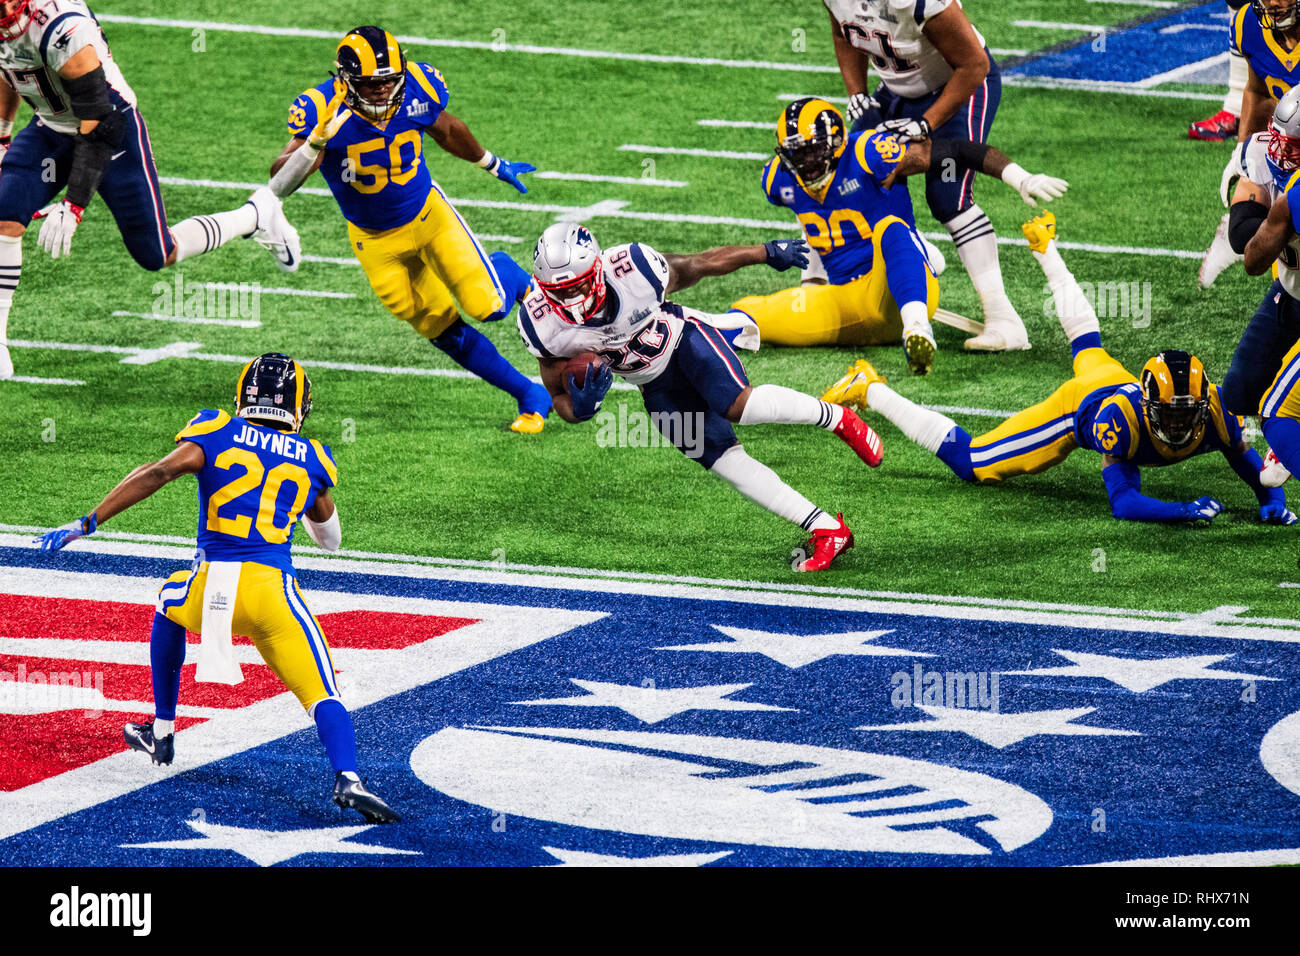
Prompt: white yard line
<box><xmin>1002</xmin><ymin>75</ymin><xmax>1223</xmax><ymax>102</ymax></box>
<box><xmin>203</xmin><ymin>281</ymin><xmax>354</xmax><ymax>300</ymax></box>
<box><xmin>698</xmin><ymin>119</ymin><xmax>773</xmax><ymax>129</ymax></box>
<box><xmin>1083</xmin><ymin>0</ymin><xmax>1177</xmax><ymax>7</ymax></box>
<box><xmin>1012</xmin><ymin>20</ymin><xmax>1107</xmax><ymax>32</ymax></box>
<box><xmin>535</xmin><ymin>171</ymin><xmax>688</xmax><ymax>188</ymax></box>
<box><xmin>111</xmin><ymin>309</ymin><xmax>261</xmax><ymax>329</ymax></box>
<box><xmin>94</xmin><ymin>14</ymin><xmax>841</xmax><ymax>74</ymax></box>
<box><xmin>1135</xmin><ymin>52</ymin><xmax>1230</xmax><ymax>89</ymax></box>
<box><xmin>0</xmin><ymin>375</ymin><xmax>83</xmax><ymax>386</ymax></box>
<box><xmin>619</xmin><ymin>144</ymin><xmax>769</xmax><ymax>161</ymax></box>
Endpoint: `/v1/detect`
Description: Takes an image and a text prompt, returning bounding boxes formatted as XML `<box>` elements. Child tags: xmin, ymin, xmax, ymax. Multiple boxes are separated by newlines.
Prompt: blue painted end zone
<box><xmin>1008</xmin><ymin>2</ymin><xmax>1229</xmax><ymax>84</ymax></box>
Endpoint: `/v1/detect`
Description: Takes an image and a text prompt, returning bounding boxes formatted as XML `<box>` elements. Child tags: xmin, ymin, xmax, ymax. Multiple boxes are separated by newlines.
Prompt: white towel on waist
<box><xmin>196</xmin><ymin>561</ymin><xmax>244</xmax><ymax>685</ymax></box>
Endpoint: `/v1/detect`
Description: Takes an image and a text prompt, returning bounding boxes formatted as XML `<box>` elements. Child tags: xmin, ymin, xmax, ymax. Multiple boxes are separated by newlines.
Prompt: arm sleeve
<box><xmin>1102</xmin><ymin>461</ymin><xmax>1190</xmax><ymax>522</ymax></box>
<box><xmin>1226</xmin><ymin>446</ymin><xmax>1285</xmax><ymax>507</ymax></box>
<box><xmin>303</xmin><ymin>509</ymin><xmax>341</xmax><ymax>551</ymax></box>
<box><xmin>854</xmin><ymin>130</ymin><xmax>909</xmax><ymax>184</ymax></box>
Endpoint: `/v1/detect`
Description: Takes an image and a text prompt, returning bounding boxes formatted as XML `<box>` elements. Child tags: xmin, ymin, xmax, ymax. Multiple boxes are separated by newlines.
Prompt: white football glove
<box><xmin>1000</xmin><ymin>163</ymin><xmax>1069</xmax><ymax>206</ymax></box>
<box><xmin>846</xmin><ymin>92</ymin><xmax>880</xmax><ymax>127</ymax></box>
<box><xmin>878</xmin><ymin>116</ymin><xmax>932</xmax><ymax>142</ymax></box>
<box><xmin>1220</xmin><ymin>146</ymin><xmax>1245</xmax><ymax>207</ymax></box>
<box><xmin>34</xmin><ymin>200</ymin><xmax>83</xmax><ymax>259</ymax></box>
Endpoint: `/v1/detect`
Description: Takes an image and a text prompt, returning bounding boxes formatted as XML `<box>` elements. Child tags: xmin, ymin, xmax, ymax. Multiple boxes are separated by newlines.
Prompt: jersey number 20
<box><xmin>207</xmin><ymin>448</ymin><xmax>311</xmax><ymax>544</ymax></box>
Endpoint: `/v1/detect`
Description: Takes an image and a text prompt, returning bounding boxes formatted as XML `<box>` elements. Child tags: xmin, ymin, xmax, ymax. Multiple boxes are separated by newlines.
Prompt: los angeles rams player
<box><xmin>731</xmin><ymin>98</ymin><xmax>1067</xmax><ymax>375</ymax></box>
<box><xmin>0</xmin><ymin>0</ymin><xmax>300</xmax><ymax>380</ymax></box>
<box><xmin>33</xmin><ymin>353</ymin><xmax>400</xmax><ymax>824</ymax></box>
<box><xmin>1224</xmin><ymin>85</ymin><xmax>1300</xmax><ymax>487</ymax></box>
<box><xmin>522</xmin><ymin>222</ymin><xmax>884</xmax><ymax>572</ymax></box>
<box><xmin>823</xmin><ymin>0</ymin><xmax>1028</xmax><ymax>351</ymax></box>
<box><xmin>824</xmin><ymin>213</ymin><xmax>1296</xmax><ymax>525</ymax></box>
<box><xmin>269</xmin><ymin>25</ymin><xmax>551</xmax><ymax>434</ymax></box>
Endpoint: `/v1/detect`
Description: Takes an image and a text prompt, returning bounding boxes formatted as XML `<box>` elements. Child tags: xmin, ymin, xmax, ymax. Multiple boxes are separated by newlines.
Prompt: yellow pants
<box><xmin>156</xmin><ymin>561</ymin><xmax>339</xmax><ymax>711</ymax></box>
<box><xmin>729</xmin><ymin>217</ymin><xmax>939</xmax><ymax>347</ymax></box>
<box><xmin>1261</xmin><ymin>337</ymin><xmax>1300</xmax><ymax>419</ymax></box>
<box><xmin>348</xmin><ymin>185</ymin><xmax>507</xmax><ymax>340</ymax></box>
<box><xmin>969</xmin><ymin>347</ymin><xmax>1137</xmax><ymax>482</ymax></box>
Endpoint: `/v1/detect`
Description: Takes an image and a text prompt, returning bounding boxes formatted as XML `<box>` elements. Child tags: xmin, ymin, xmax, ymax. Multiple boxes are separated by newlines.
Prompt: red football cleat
<box><xmin>796</xmin><ymin>513</ymin><xmax>854</xmax><ymax>572</ymax></box>
<box><xmin>833</xmin><ymin>406</ymin><xmax>883</xmax><ymax>467</ymax></box>
<box><xmin>1188</xmin><ymin>109</ymin><xmax>1239</xmax><ymax>142</ymax></box>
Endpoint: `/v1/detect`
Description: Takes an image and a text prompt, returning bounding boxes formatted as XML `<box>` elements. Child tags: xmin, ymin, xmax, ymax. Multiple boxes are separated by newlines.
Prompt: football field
<box><xmin>2</xmin><ymin>0</ymin><xmax>1300</xmax><ymax>874</ymax></box>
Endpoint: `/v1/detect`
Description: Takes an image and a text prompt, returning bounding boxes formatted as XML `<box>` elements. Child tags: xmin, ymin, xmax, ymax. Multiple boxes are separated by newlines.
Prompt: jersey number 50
<box><xmin>344</xmin><ymin>131</ymin><xmax>421</xmax><ymax>194</ymax></box>
<box><xmin>207</xmin><ymin>449</ymin><xmax>311</xmax><ymax>544</ymax></box>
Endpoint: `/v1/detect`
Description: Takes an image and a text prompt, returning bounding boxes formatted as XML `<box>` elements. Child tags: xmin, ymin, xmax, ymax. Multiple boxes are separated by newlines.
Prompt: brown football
<box><xmin>563</xmin><ymin>351</ymin><xmax>605</xmax><ymax>388</ymax></box>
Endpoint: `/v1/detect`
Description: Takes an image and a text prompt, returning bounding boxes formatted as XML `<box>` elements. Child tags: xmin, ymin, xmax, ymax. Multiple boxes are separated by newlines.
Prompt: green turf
<box><xmin>3</xmin><ymin>1</ymin><xmax>1296</xmax><ymax>617</ymax></box>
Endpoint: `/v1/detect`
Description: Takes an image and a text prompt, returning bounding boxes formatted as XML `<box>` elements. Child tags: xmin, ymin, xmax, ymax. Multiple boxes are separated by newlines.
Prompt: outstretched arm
<box><xmin>1101</xmin><ymin>458</ymin><xmax>1221</xmax><ymax>523</ymax></box>
<box><xmin>662</xmin><ymin>239</ymin><xmax>808</xmax><ymax>295</ymax></box>
<box><xmin>881</xmin><ymin>138</ymin><xmax>1068</xmax><ymax>204</ymax></box>
<box><xmin>430</xmin><ymin>110</ymin><xmax>534</xmax><ymax>193</ymax></box>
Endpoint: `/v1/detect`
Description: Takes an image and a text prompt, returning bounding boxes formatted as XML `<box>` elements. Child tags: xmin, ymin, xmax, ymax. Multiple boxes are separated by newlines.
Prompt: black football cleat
<box><xmin>124</xmin><ymin>721</ymin><xmax>174</xmax><ymax>766</ymax></box>
<box><xmin>333</xmin><ymin>772</ymin><xmax>401</xmax><ymax>824</ymax></box>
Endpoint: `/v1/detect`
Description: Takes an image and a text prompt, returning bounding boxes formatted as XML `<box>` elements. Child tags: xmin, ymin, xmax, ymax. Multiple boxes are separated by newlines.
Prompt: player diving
<box><xmin>0</xmin><ymin>0</ymin><xmax>301</xmax><ymax>380</ymax></box>
<box><xmin>822</xmin><ymin>212</ymin><xmax>1296</xmax><ymax>526</ymax></box>
<box><xmin>268</xmin><ymin>25</ymin><xmax>552</xmax><ymax>434</ymax></box>
<box><xmin>32</xmin><ymin>353</ymin><xmax>402</xmax><ymax>824</ymax></box>
<box><xmin>729</xmin><ymin>96</ymin><xmax>1066</xmax><ymax>375</ymax></box>
<box><xmin>520</xmin><ymin>222</ymin><xmax>884</xmax><ymax>572</ymax></box>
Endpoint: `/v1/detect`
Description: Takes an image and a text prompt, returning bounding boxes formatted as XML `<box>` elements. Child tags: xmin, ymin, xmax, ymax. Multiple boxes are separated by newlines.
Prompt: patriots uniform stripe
<box><xmin>627</xmin><ymin>243</ymin><xmax>663</xmax><ymax>299</ymax></box>
<box><xmin>517</xmin><ymin>310</ymin><xmax>558</xmax><ymax>359</ymax></box>
<box><xmin>38</xmin><ymin>12</ymin><xmax>84</xmax><ymax>62</ymax></box>
<box><xmin>686</xmin><ymin>317</ymin><xmax>748</xmax><ymax>389</ymax></box>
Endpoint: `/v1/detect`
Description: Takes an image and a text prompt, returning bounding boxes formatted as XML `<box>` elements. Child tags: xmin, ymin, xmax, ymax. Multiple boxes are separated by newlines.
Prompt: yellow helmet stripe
<box><xmin>236</xmin><ymin>357</ymin><xmax>255</xmax><ymax>409</ymax></box>
<box><xmin>797</xmin><ymin>98</ymin><xmax>832</xmax><ymax>138</ymax></box>
<box><xmin>293</xmin><ymin>359</ymin><xmax>305</xmax><ymax>426</ymax></box>
<box><xmin>385</xmin><ymin>31</ymin><xmax>402</xmax><ymax>71</ymax></box>
<box><xmin>342</xmin><ymin>34</ymin><xmax>378</xmax><ymax>75</ymax></box>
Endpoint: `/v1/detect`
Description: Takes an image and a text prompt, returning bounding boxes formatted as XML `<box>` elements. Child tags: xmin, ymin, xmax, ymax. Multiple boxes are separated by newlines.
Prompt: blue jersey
<box><xmin>175</xmin><ymin>409</ymin><xmax>338</xmax><ymax>573</ymax></box>
<box><xmin>287</xmin><ymin>63</ymin><xmax>451</xmax><ymax>231</ymax></box>
<box><xmin>1075</xmin><ymin>383</ymin><xmax>1244</xmax><ymax>467</ymax></box>
<box><xmin>1232</xmin><ymin>6</ymin><xmax>1300</xmax><ymax>102</ymax></box>
<box><xmin>761</xmin><ymin>128</ymin><xmax>918</xmax><ymax>284</ymax></box>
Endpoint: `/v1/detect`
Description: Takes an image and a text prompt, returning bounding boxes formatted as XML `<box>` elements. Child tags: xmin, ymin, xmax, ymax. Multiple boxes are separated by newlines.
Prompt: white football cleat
<box><xmin>0</xmin><ymin>344</ymin><xmax>13</xmax><ymax>380</ymax></box>
<box><xmin>964</xmin><ymin>318</ymin><xmax>1031</xmax><ymax>352</ymax></box>
<box><xmin>920</xmin><ymin>235</ymin><xmax>946</xmax><ymax>277</ymax></box>
<box><xmin>1198</xmin><ymin>212</ymin><xmax>1242</xmax><ymax>290</ymax></box>
<box><xmin>1261</xmin><ymin>447</ymin><xmax>1292</xmax><ymax>488</ymax></box>
<box><xmin>247</xmin><ymin>186</ymin><xmax>301</xmax><ymax>273</ymax></box>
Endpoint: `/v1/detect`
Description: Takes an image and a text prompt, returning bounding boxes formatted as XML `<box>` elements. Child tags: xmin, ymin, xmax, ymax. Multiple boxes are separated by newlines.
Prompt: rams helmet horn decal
<box><xmin>334</xmin><ymin>25</ymin><xmax>407</xmax><ymax>122</ymax></box>
<box><xmin>775</xmin><ymin>97</ymin><xmax>847</xmax><ymax>192</ymax></box>
<box><xmin>236</xmin><ymin>353</ymin><xmax>312</xmax><ymax>432</ymax></box>
<box><xmin>1139</xmin><ymin>350</ymin><xmax>1210</xmax><ymax>449</ymax></box>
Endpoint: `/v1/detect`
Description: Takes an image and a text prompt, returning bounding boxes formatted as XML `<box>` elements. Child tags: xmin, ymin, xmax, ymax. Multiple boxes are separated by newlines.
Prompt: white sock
<box><xmin>170</xmin><ymin>204</ymin><xmax>259</xmax><ymax>263</ymax></box>
<box><xmin>710</xmin><ymin>445</ymin><xmax>838</xmax><ymax>532</ymax></box>
<box><xmin>900</xmin><ymin>299</ymin><xmax>931</xmax><ymax>334</ymax></box>
<box><xmin>1033</xmin><ymin>240</ymin><xmax>1099</xmax><ymax>343</ymax></box>
<box><xmin>739</xmin><ymin>383</ymin><xmax>844</xmax><ymax>430</ymax></box>
<box><xmin>946</xmin><ymin>205</ymin><xmax>1022</xmax><ymax>326</ymax></box>
<box><xmin>153</xmin><ymin>717</ymin><xmax>174</xmax><ymax>737</ymax></box>
<box><xmin>0</xmin><ymin>233</ymin><xmax>20</xmax><ymax>345</ymax></box>
<box><xmin>1225</xmin><ymin>48</ymin><xmax>1247</xmax><ymax>116</ymax></box>
<box><xmin>865</xmin><ymin>381</ymin><xmax>956</xmax><ymax>453</ymax></box>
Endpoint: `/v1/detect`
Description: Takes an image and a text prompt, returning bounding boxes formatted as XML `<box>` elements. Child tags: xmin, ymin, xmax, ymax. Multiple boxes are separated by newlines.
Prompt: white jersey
<box><xmin>517</xmin><ymin>242</ymin><xmax>688</xmax><ymax>387</ymax></box>
<box><xmin>1241</xmin><ymin>132</ymin><xmax>1300</xmax><ymax>300</ymax></box>
<box><xmin>823</xmin><ymin>0</ymin><xmax>985</xmax><ymax>99</ymax></box>
<box><xmin>0</xmin><ymin>1</ymin><xmax>135</xmax><ymax>136</ymax></box>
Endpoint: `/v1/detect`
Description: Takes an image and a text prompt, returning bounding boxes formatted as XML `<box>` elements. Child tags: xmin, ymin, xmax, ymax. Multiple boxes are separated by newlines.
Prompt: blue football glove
<box><xmin>35</xmin><ymin>512</ymin><xmax>97</xmax><ymax>552</ymax></box>
<box><xmin>1183</xmin><ymin>496</ymin><xmax>1223</xmax><ymax>523</ymax></box>
<box><xmin>482</xmin><ymin>153</ymin><xmax>536</xmax><ymax>194</ymax></box>
<box><xmin>567</xmin><ymin>363</ymin><xmax>613</xmax><ymax>422</ymax></box>
<box><xmin>1261</xmin><ymin>501</ymin><xmax>1298</xmax><ymax>525</ymax></box>
<box><xmin>765</xmin><ymin>238</ymin><xmax>809</xmax><ymax>272</ymax></box>
<box><xmin>878</xmin><ymin>116</ymin><xmax>932</xmax><ymax>143</ymax></box>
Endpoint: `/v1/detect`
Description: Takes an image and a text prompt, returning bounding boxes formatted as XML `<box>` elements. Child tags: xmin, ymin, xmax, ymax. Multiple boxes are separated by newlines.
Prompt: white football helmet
<box><xmin>533</xmin><ymin>222</ymin><xmax>607</xmax><ymax>325</ymax></box>
<box><xmin>1269</xmin><ymin>86</ymin><xmax>1300</xmax><ymax>173</ymax></box>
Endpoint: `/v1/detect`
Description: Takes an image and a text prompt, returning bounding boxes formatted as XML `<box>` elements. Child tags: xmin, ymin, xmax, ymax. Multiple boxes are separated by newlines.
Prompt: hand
<box><xmin>35</xmin><ymin>199</ymin><xmax>84</xmax><ymax>259</ymax></box>
<box><xmin>1260</xmin><ymin>501</ymin><xmax>1298</xmax><ymax>525</ymax></box>
<box><xmin>34</xmin><ymin>513</ymin><xmax>97</xmax><ymax>552</ymax></box>
<box><xmin>1221</xmin><ymin>148</ymin><xmax>1243</xmax><ymax>207</ymax></box>
<box><xmin>485</xmin><ymin>155</ymin><xmax>536</xmax><ymax>194</ymax></box>
<box><xmin>1183</xmin><ymin>496</ymin><xmax>1223</xmax><ymax>523</ymax></box>
<box><xmin>764</xmin><ymin>238</ymin><xmax>809</xmax><ymax>272</ymax></box>
<box><xmin>845</xmin><ymin>92</ymin><xmax>880</xmax><ymax>127</ymax></box>
<box><xmin>307</xmin><ymin>87</ymin><xmax>349</xmax><ymax>151</ymax></box>
<box><xmin>1017</xmin><ymin>173</ymin><xmax>1069</xmax><ymax>206</ymax></box>
<box><xmin>566</xmin><ymin>362</ymin><xmax>613</xmax><ymax>421</ymax></box>
<box><xmin>878</xmin><ymin>116</ymin><xmax>931</xmax><ymax>142</ymax></box>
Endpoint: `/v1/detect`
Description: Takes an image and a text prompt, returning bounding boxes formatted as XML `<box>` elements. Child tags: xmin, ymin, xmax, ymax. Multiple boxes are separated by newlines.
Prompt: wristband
<box><xmin>1001</xmin><ymin>162</ymin><xmax>1029</xmax><ymax>192</ymax></box>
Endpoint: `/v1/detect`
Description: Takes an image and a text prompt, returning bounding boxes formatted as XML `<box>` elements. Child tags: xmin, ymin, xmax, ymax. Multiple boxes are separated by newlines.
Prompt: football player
<box><xmin>1188</xmin><ymin>1</ymin><xmax>1251</xmax><ymax>141</ymax></box>
<box><xmin>823</xmin><ymin>213</ymin><xmax>1296</xmax><ymax>525</ymax></box>
<box><xmin>822</xmin><ymin>0</ymin><xmax>1029</xmax><ymax>351</ymax></box>
<box><xmin>1223</xmin><ymin>85</ymin><xmax>1300</xmax><ymax>486</ymax></box>
<box><xmin>269</xmin><ymin>25</ymin><xmax>551</xmax><ymax>434</ymax></box>
<box><xmin>521</xmin><ymin>222</ymin><xmax>881</xmax><ymax>572</ymax></box>
<box><xmin>1201</xmin><ymin>0</ymin><xmax>1300</xmax><ymax>286</ymax></box>
<box><xmin>730</xmin><ymin>98</ymin><xmax>1066</xmax><ymax>374</ymax></box>
<box><xmin>33</xmin><ymin>353</ymin><xmax>401</xmax><ymax>824</ymax></box>
<box><xmin>0</xmin><ymin>0</ymin><xmax>300</xmax><ymax>379</ymax></box>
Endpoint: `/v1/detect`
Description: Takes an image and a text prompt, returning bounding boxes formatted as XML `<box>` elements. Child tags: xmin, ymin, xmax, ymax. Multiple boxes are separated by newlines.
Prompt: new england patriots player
<box><xmin>33</xmin><ymin>353</ymin><xmax>401</xmax><ymax>824</ymax></box>
<box><xmin>822</xmin><ymin>0</ymin><xmax>1029</xmax><ymax>352</ymax></box>
<box><xmin>520</xmin><ymin>222</ymin><xmax>883</xmax><ymax>572</ymax></box>
<box><xmin>731</xmin><ymin>97</ymin><xmax>1066</xmax><ymax>375</ymax></box>
<box><xmin>269</xmin><ymin>25</ymin><xmax>551</xmax><ymax>434</ymax></box>
<box><xmin>0</xmin><ymin>0</ymin><xmax>300</xmax><ymax>380</ymax></box>
<box><xmin>824</xmin><ymin>213</ymin><xmax>1295</xmax><ymax>526</ymax></box>
<box><xmin>1223</xmin><ymin>85</ymin><xmax>1300</xmax><ymax>487</ymax></box>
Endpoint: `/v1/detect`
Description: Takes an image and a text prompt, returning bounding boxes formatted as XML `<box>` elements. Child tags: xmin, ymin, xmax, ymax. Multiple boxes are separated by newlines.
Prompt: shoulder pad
<box><xmin>625</xmin><ymin>242</ymin><xmax>670</xmax><ymax>300</ymax></box>
<box><xmin>288</xmin><ymin>85</ymin><xmax>331</xmax><ymax>137</ymax></box>
<box><xmin>175</xmin><ymin>408</ymin><xmax>231</xmax><ymax>443</ymax></box>
<box><xmin>38</xmin><ymin>11</ymin><xmax>93</xmax><ymax>69</ymax></box>
<box><xmin>309</xmin><ymin>438</ymin><xmax>338</xmax><ymax>486</ymax></box>
<box><xmin>854</xmin><ymin>129</ymin><xmax>908</xmax><ymax>182</ymax></box>
<box><xmin>517</xmin><ymin>293</ymin><xmax>559</xmax><ymax>360</ymax></box>
<box><xmin>1091</xmin><ymin>393</ymin><xmax>1139</xmax><ymax>460</ymax></box>
<box><xmin>407</xmin><ymin>61</ymin><xmax>450</xmax><ymax>110</ymax></box>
